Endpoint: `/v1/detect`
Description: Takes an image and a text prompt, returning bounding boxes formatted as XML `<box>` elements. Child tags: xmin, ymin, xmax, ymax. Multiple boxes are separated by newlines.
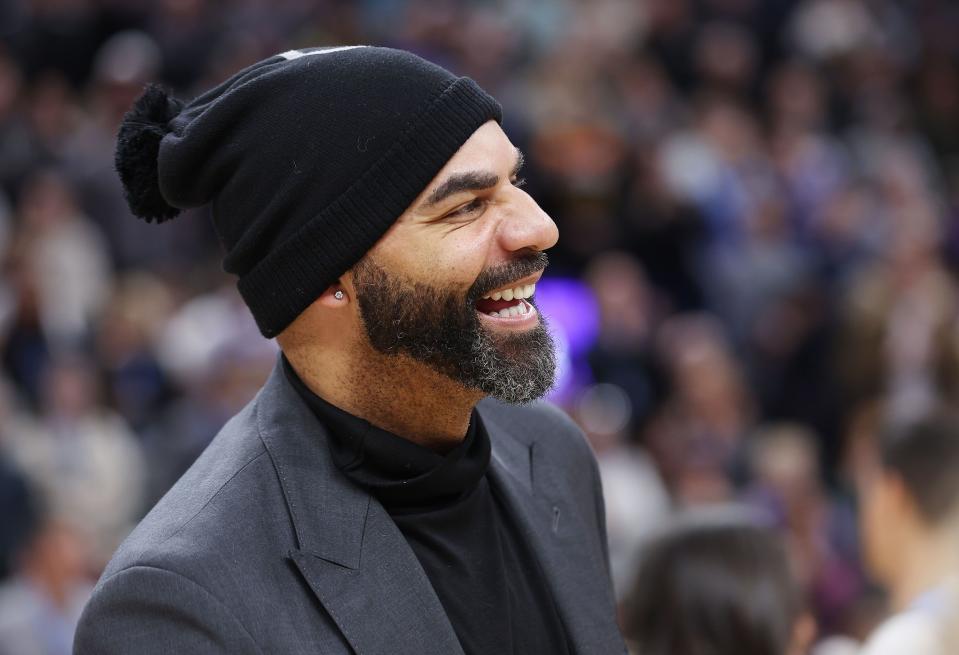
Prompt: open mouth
<box><xmin>475</xmin><ymin>282</ymin><xmax>536</xmax><ymax>318</ymax></box>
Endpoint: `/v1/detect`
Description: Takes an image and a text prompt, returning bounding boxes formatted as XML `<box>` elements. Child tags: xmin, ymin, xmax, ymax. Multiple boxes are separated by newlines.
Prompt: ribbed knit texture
<box><xmin>133</xmin><ymin>46</ymin><xmax>501</xmax><ymax>337</ymax></box>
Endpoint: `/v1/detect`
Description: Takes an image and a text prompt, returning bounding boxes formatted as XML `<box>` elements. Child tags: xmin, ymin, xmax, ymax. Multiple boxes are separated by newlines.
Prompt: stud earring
<box><xmin>334</xmin><ymin>290</ymin><xmax>344</xmax><ymax>300</ymax></box>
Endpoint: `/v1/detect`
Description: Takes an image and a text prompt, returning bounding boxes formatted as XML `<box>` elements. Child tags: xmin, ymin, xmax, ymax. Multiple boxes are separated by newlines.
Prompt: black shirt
<box><xmin>282</xmin><ymin>358</ymin><xmax>570</xmax><ymax>655</ymax></box>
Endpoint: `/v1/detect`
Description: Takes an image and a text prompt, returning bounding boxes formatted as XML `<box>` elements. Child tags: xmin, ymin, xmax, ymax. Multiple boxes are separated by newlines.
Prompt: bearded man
<box><xmin>74</xmin><ymin>46</ymin><xmax>624</xmax><ymax>655</ymax></box>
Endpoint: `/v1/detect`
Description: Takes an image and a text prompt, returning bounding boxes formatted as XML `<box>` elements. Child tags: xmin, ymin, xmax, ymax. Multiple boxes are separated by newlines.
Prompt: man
<box><xmin>74</xmin><ymin>46</ymin><xmax>625</xmax><ymax>654</ymax></box>
<box><xmin>858</xmin><ymin>410</ymin><xmax>959</xmax><ymax>654</ymax></box>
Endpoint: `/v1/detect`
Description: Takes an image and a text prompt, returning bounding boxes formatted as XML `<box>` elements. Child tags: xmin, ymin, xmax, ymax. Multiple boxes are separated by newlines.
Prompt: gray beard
<box><xmin>352</xmin><ymin>254</ymin><xmax>556</xmax><ymax>404</ymax></box>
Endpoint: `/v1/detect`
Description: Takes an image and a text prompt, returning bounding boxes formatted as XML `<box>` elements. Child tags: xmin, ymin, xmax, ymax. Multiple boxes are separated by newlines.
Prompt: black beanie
<box><xmin>116</xmin><ymin>46</ymin><xmax>502</xmax><ymax>338</ymax></box>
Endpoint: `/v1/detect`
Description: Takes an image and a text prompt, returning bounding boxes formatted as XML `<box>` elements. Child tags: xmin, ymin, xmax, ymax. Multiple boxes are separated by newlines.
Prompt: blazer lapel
<box><xmin>480</xmin><ymin>403</ymin><xmax>625</xmax><ymax>655</ymax></box>
<box><xmin>256</xmin><ymin>362</ymin><xmax>463</xmax><ymax>655</ymax></box>
<box><xmin>288</xmin><ymin>503</ymin><xmax>464</xmax><ymax>655</ymax></box>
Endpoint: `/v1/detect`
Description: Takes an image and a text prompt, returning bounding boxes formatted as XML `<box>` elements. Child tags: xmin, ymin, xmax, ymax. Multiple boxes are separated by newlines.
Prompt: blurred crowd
<box><xmin>1</xmin><ymin>0</ymin><xmax>958</xmax><ymax>652</ymax></box>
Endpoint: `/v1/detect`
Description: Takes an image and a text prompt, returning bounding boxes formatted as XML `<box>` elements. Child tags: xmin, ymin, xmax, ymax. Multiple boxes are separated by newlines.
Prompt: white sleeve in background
<box><xmin>860</xmin><ymin>612</ymin><xmax>944</xmax><ymax>655</ymax></box>
<box><xmin>811</xmin><ymin>636</ymin><xmax>861</xmax><ymax>655</ymax></box>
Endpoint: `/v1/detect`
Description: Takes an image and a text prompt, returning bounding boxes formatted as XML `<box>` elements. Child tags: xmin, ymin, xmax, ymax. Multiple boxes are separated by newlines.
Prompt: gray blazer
<box><xmin>74</xmin><ymin>362</ymin><xmax>626</xmax><ymax>654</ymax></box>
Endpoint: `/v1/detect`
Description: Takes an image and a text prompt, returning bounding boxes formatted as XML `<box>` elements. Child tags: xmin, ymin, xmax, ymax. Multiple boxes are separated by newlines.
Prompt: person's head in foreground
<box><xmin>624</xmin><ymin>511</ymin><xmax>813</xmax><ymax>655</ymax></box>
<box><xmin>117</xmin><ymin>45</ymin><xmax>558</xmax><ymax>447</ymax></box>
<box><xmin>858</xmin><ymin>409</ymin><xmax>959</xmax><ymax>653</ymax></box>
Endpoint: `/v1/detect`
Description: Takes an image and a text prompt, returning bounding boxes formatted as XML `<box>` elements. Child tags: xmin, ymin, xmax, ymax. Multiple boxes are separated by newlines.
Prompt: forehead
<box><xmin>415</xmin><ymin>121</ymin><xmax>515</xmax><ymax>197</ymax></box>
<box><xmin>442</xmin><ymin>120</ymin><xmax>513</xmax><ymax>165</ymax></box>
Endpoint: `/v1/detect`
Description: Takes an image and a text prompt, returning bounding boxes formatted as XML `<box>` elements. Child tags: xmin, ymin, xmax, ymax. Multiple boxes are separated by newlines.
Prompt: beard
<box><xmin>352</xmin><ymin>252</ymin><xmax>556</xmax><ymax>404</ymax></box>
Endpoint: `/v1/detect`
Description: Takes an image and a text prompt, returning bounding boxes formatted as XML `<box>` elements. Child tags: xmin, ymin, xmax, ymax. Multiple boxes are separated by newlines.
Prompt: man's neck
<box><xmin>284</xmin><ymin>346</ymin><xmax>483</xmax><ymax>452</ymax></box>
<box><xmin>892</xmin><ymin>521</ymin><xmax>959</xmax><ymax>611</ymax></box>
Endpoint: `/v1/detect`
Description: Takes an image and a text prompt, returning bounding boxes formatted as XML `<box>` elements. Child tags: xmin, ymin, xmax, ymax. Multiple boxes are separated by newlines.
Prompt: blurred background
<box><xmin>0</xmin><ymin>0</ymin><xmax>957</xmax><ymax>652</ymax></box>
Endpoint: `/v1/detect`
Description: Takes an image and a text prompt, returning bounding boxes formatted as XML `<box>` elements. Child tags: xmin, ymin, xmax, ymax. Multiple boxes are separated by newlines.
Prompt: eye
<box><xmin>446</xmin><ymin>197</ymin><xmax>486</xmax><ymax>218</ymax></box>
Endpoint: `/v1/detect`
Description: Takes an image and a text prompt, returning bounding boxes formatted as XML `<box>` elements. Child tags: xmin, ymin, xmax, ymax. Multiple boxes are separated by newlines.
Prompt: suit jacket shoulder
<box><xmin>98</xmin><ymin>401</ymin><xmax>278</xmax><ymax>578</ymax></box>
<box><xmin>75</xmin><ymin>385</ymin><xmax>351</xmax><ymax>654</ymax></box>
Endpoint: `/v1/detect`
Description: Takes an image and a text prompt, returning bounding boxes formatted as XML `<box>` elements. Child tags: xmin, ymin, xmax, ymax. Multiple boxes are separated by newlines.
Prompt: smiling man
<box><xmin>73</xmin><ymin>47</ymin><xmax>625</xmax><ymax>654</ymax></box>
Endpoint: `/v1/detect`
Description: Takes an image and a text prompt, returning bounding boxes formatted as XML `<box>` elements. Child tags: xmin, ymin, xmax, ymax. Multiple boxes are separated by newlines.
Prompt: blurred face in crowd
<box><xmin>20</xmin><ymin>520</ymin><xmax>90</xmax><ymax>597</ymax></box>
<box><xmin>337</xmin><ymin>121</ymin><xmax>559</xmax><ymax>403</ymax></box>
<box><xmin>858</xmin><ymin>464</ymin><xmax>911</xmax><ymax>586</ymax></box>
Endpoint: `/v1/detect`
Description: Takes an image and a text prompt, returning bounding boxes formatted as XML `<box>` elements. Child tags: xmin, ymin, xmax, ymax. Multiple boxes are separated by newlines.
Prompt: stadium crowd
<box><xmin>1</xmin><ymin>0</ymin><xmax>958</xmax><ymax>652</ymax></box>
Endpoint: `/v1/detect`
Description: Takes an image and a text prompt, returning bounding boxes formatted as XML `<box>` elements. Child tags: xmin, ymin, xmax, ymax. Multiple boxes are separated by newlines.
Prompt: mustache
<box><xmin>468</xmin><ymin>251</ymin><xmax>548</xmax><ymax>303</ymax></box>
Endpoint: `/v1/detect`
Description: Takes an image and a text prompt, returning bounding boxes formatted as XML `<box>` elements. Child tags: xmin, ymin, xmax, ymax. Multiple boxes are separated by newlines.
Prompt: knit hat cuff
<box><xmin>236</xmin><ymin>77</ymin><xmax>502</xmax><ymax>337</ymax></box>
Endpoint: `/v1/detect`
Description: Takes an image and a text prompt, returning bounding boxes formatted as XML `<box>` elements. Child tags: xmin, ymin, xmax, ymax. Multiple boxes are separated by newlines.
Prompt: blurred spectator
<box><xmin>647</xmin><ymin>314</ymin><xmax>754</xmax><ymax>504</ymax></box>
<box><xmin>0</xmin><ymin>48</ymin><xmax>34</xmax><ymax>196</ymax></box>
<box><xmin>149</xmin><ymin>0</ymin><xmax>220</xmax><ymax>91</ymax></box>
<box><xmin>3</xmin><ymin>355</ymin><xmax>145</xmax><ymax>567</ymax></box>
<box><xmin>838</xmin><ymin>211</ymin><xmax>959</xmax><ymax>420</ymax></box>
<box><xmin>623</xmin><ymin>509</ymin><xmax>815</xmax><ymax>655</ymax></box>
<box><xmin>585</xmin><ymin>252</ymin><xmax>667</xmax><ymax>429</ymax></box>
<box><xmin>0</xmin><ymin>455</ymin><xmax>35</xmax><ymax>581</ymax></box>
<box><xmin>745</xmin><ymin>423</ymin><xmax>864</xmax><ymax>634</ymax></box>
<box><xmin>621</xmin><ymin>146</ymin><xmax>705</xmax><ymax>314</ymax></box>
<box><xmin>0</xmin><ymin>509</ymin><xmax>93</xmax><ymax>655</ymax></box>
<box><xmin>11</xmin><ymin>0</ymin><xmax>105</xmax><ymax>88</ymax></box>
<box><xmin>858</xmin><ymin>409</ymin><xmax>959</xmax><ymax>653</ymax></box>
<box><xmin>94</xmin><ymin>272</ymin><xmax>175</xmax><ymax>434</ymax></box>
<box><xmin>574</xmin><ymin>381</ymin><xmax>670</xmax><ymax>601</ymax></box>
<box><xmin>11</xmin><ymin>169</ymin><xmax>109</xmax><ymax>348</ymax></box>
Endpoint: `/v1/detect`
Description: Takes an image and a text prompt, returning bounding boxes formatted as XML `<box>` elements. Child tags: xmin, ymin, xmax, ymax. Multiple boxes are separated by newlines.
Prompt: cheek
<box><xmin>441</xmin><ymin>239</ymin><xmax>489</xmax><ymax>280</ymax></box>
<box><xmin>379</xmin><ymin>225</ymin><xmax>493</xmax><ymax>287</ymax></box>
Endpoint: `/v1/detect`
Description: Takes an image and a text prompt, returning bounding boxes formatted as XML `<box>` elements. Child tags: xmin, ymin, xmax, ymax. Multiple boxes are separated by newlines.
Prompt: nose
<box><xmin>497</xmin><ymin>187</ymin><xmax>559</xmax><ymax>254</ymax></box>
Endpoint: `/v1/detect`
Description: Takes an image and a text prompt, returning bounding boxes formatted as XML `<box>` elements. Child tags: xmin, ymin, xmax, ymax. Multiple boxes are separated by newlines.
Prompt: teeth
<box><xmin>510</xmin><ymin>283</ymin><xmax>535</xmax><ymax>300</ymax></box>
<box><xmin>487</xmin><ymin>301</ymin><xmax>534</xmax><ymax>318</ymax></box>
<box><xmin>481</xmin><ymin>282</ymin><xmax>537</xmax><ymax>302</ymax></box>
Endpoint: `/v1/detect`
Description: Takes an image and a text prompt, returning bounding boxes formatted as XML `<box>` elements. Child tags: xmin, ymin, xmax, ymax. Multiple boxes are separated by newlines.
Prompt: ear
<box><xmin>276</xmin><ymin>275</ymin><xmax>354</xmax><ymax>349</ymax></box>
<box><xmin>315</xmin><ymin>273</ymin><xmax>354</xmax><ymax>309</ymax></box>
<box><xmin>315</xmin><ymin>285</ymin><xmax>348</xmax><ymax>308</ymax></box>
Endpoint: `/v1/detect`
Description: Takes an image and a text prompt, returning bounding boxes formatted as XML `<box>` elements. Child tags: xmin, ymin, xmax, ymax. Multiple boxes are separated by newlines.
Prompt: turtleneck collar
<box><xmin>281</xmin><ymin>355</ymin><xmax>491</xmax><ymax>512</ymax></box>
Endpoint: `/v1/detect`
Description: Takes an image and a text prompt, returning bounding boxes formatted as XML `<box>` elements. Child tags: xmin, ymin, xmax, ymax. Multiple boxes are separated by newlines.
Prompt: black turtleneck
<box><xmin>282</xmin><ymin>357</ymin><xmax>569</xmax><ymax>655</ymax></box>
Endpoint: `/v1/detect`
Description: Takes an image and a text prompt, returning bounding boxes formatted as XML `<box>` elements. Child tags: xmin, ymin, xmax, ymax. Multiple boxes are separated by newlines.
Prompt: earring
<box><xmin>334</xmin><ymin>290</ymin><xmax>344</xmax><ymax>300</ymax></box>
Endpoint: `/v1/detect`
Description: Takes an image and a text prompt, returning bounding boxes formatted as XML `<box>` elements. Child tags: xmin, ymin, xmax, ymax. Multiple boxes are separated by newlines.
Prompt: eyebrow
<box><xmin>423</xmin><ymin>148</ymin><xmax>526</xmax><ymax>208</ymax></box>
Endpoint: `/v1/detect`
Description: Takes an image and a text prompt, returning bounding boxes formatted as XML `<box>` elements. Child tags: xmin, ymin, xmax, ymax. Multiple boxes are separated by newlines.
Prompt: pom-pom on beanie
<box><xmin>115</xmin><ymin>46</ymin><xmax>502</xmax><ymax>338</ymax></box>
